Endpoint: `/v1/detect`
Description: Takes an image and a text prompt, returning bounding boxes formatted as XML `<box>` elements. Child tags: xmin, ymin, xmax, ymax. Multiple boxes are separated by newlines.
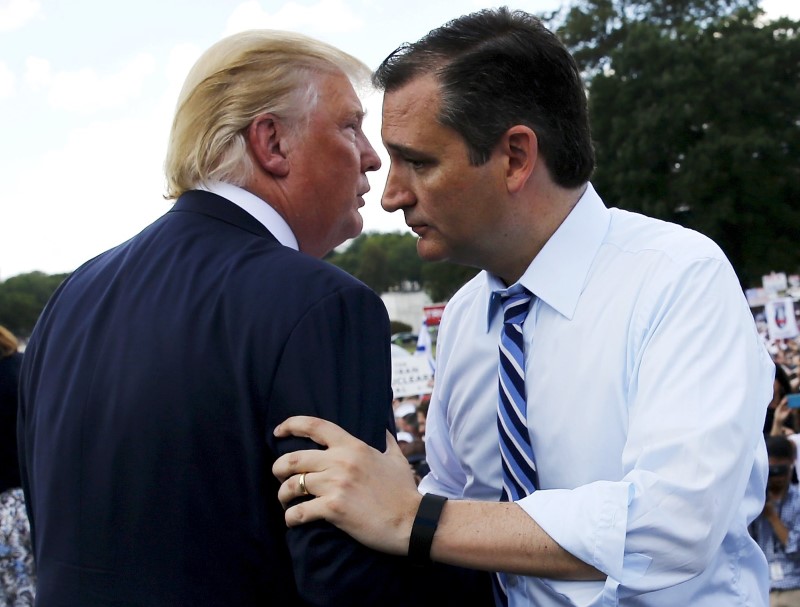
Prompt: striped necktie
<box><xmin>494</xmin><ymin>284</ymin><xmax>537</xmax><ymax>605</ymax></box>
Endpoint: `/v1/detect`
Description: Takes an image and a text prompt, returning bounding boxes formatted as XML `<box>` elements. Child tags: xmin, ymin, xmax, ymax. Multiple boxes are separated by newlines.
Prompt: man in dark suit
<box><xmin>17</xmin><ymin>30</ymin><xmax>490</xmax><ymax>606</ymax></box>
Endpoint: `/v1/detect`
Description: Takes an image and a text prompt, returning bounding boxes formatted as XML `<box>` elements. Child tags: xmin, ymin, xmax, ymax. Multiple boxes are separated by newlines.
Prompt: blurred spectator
<box><xmin>416</xmin><ymin>394</ymin><xmax>430</xmax><ymax>440</ymax></box>
<box><xmin>394</xmin><ymin>401</ymin><xmax>427</xmax><ymax>477</ymax></box>
<box><xmin>0</xmin><ymin>326</ymin><xmax>34</xmax><ymax>605</ymax></box>
<box><xmin>751</xmin><ymin>435</ymin><xmax>800</xmax><ymax>606</ymax></box>
<box><xmin>0</xmin><ymin>327</ymin><xmax>22</xmax><ymax>495</ymax></box>
<box><xmin>766</xmin><ymin>362</ymin><xmax>796</xmax><ymax>437</ymax></box>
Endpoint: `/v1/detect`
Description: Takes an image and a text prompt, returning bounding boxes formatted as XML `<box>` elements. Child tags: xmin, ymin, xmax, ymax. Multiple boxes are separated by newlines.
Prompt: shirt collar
<box><xmin>485</xmin><ymin>183</ymin><xmax>610</xmax><ymax>329</ymax></box>
<box><xmin>197</xmin><ymin>181</ymin><xmax>299</xmax><ymax>251</ymax></box>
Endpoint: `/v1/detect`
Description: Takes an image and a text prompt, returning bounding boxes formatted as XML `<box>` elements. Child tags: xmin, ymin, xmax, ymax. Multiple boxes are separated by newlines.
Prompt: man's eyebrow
<box><xmin>385</xmin><ymin>142</ymin><xmax>432</xmax><ymax>159</ymax></box>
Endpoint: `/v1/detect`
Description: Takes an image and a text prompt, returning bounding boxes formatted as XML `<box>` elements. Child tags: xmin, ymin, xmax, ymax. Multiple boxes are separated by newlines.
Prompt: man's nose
<box><xmin>381</xmin><ymin>165</ymin><xmax>415</xmax><ymax>212</ymax></box>
<box><xmin>360</xmin><ymin>135</ymin><xmax>382</xmax><ymax>173</ymax></box>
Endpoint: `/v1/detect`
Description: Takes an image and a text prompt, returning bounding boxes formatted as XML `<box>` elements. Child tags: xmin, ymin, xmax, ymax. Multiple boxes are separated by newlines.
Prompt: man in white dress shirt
<box><xmin>272</xmin><ymin>7</ymin><xmax>773</xmax><ymax>606</ymax></box>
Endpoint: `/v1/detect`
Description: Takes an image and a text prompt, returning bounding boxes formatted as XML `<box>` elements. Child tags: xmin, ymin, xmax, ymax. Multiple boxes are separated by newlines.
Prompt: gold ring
<box><xmin>299</xmin><ymin>472</ymin><xmax>309</xmax><ymax>496</ymax></box>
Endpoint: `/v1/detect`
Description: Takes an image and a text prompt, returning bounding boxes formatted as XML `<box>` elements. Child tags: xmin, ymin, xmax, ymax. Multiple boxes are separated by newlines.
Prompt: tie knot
<box><xmin>499</xmin><ymin>286</ymin><xmax>532</xmax><ymax>325</ymax></box>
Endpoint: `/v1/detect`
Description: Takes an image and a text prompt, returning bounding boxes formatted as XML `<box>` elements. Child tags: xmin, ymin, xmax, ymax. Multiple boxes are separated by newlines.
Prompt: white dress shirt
<box><xmin>418</xmin><ymin>183</ymin><xmax>773</xmax><ymax>606</ymax></box>
<box><xmin>198</xmin><ymin>181</ymin><xmax>299</xmax><ymax>250</ymax></box>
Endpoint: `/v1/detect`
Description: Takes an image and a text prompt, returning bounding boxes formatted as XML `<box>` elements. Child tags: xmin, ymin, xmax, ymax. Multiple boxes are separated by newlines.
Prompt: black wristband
<box><xmin>408</xmin><ymin>493</ymin><xmax>448</xmax><ymax>567</ymax></box>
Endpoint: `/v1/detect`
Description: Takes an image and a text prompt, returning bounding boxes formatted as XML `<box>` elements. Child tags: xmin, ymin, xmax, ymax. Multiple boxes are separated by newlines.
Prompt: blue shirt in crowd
<box><xmin>753</xmin><ymin>483</ymin><xmax>800</xmax><ymax>591</ymax></box>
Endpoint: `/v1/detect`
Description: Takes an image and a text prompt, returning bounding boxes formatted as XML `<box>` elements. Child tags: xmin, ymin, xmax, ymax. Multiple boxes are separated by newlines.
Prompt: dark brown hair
<box><xmin>372</xmin><ymin>6</ymin><xmax>595</xmax><ymax>188</ymax></box>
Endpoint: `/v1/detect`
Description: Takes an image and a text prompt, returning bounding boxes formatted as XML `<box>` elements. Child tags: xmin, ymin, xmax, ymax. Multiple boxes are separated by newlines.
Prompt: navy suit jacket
<box><xmin>18</xmin><ymin>191</ymin><xmax>492</xmax><ymax>606</ymax></box>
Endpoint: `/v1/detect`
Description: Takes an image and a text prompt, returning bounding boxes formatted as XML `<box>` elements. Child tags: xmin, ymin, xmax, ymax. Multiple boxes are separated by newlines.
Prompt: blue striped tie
<box><xmin>493</xmin><ymin>285</ymin><xmax>537</xmax><ymax>605</ymax></box>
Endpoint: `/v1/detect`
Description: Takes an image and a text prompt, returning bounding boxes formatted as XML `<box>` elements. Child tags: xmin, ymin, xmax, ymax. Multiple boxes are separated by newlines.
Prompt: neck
<box><xmin>493</xmin><ymin>183</ymin><xmax>587</xmax><ymax>285</ymax></box>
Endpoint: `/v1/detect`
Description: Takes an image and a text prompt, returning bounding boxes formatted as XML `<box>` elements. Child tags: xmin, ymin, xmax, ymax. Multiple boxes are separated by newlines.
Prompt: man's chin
<box><xmin>416</xmin><ymin>239</ymin><xmax>448</xmax><ymax>263</ymax></box>
<box><xmin>333</xmin><ymin>218</ymin><xmax>363</xmax><ymax>247</ymax></box>
<box><xmin>349</xmin><ymin>214</ymin><xmax>364</xmax><ymax>238</ymax></box>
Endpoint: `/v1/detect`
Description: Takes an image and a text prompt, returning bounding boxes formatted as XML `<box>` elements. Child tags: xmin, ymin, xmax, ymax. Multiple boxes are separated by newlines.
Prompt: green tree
<box><xmin>548</xmin><ymin>1</ymin><xmax>800</xmax><ymax>287</ymax></box>
<box><xmin>328</xmin><ymin>232</ymin><xmax>422</xmax><ymax>292</ymax></box>
<box><xmin>0</xmin><ymin>271</ymin><xmax>68</xmax><ymax>337</ymax></box>
<box><xmin>421</xmin><ymin>262</ymin><xmax>480</xmax><ymax>303</ymax></box>
<box><xmin>357</xmin><ymin>239</ymin><xmax>392</xmax><ymax>293</ymax></box>
<box><xmin>551</xmin><ymin>0</ymin><xmax>760</xmax><ymax>79</ymax></box>
<box><xmin>381</xmin><ymin>232</ymin><xmax>424</xmax><ymax>288</ymax></box>
<box><xmin>327</xmin><ymin>232</ymin><xmax>478</xmax><ymax>301</ymax></box>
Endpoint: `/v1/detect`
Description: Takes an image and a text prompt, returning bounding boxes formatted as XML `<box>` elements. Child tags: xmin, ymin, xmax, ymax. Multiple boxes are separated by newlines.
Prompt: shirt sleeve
<box><xmin>518</xmin><ymin>255</ymin><xmax>774</xmax><ymax>597</ymax></box>
<box><xmin>417</xmin><ymin>391</ymin><xmax>470</xmax><ymax>498</ymax></box>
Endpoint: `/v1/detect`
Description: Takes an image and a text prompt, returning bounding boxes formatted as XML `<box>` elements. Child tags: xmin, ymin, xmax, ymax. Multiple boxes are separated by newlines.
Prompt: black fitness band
<box><xmin>408</xmin><ymin>493</ymin><xmax>448</xmax><ymax>566</ymax></box>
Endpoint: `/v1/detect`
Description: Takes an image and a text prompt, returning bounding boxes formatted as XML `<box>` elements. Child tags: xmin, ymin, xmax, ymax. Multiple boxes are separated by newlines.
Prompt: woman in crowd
<box><xmin>0</xmin><ymin>326</ymin><xmax>34</xmax><ymax>605</ymax></box>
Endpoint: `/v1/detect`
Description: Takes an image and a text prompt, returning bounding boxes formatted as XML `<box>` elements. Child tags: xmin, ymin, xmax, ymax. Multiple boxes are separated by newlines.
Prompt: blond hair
<box><xmin>0</xmin><ymin>325</ymin><xmax>18</xmax><ymax>358</ymax></box>
<box><xmin>164</xmin><ymin>29</ymin><xmax>371</xmax><ymax>199</ymax></box>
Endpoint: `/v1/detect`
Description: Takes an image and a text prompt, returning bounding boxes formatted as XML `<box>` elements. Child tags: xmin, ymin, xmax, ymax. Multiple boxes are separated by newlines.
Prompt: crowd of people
<box><xmin>755</xmin><ymin>334</ymin><xmax>800</xmax><ymax>603</ymax></box>
<box><xmin>768</xmin><ymin>336</ymin><xmax>800</xmax><ymax>392</ymax></box>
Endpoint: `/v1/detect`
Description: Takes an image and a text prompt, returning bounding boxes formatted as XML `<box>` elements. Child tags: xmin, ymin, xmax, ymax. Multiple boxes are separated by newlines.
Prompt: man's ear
<box><xmin>247</xmin><ymin>114</ymin><xmax>290</xmax><ymax>177</ymax></box>
<box><xmin>502</xmin><ymin>125</ymin><xmax>537</xmax><ymax>194</ymax></box>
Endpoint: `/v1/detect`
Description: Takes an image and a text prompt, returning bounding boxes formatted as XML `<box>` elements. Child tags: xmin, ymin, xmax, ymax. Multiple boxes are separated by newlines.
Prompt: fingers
<box><xmin>272</xmin><ymin>416</ymin><xmax>352</xmax><ymax>483</ymax></box>
<box><xmin>274</xmin><ymin>415</ymin><xmax>351</xmax><ymax>447</ymax></box>
<box><xmin>277</xmin><ymin>472</ymin><xmax>315</xmax><ymax>509</ymax></box>
<box><xmin>284</xmin><ymin>500</ymin><xmax>326</xmax><ymax>527</ymax></box>
<box><xmin>273</xmin><ymin>448</ymin><xmax>328</xmax><ymax>483</ymax></box>
<box><xmin>276</xmin><ymin>472</ymin><xmax>343</xmax><ymax>528</ymax></box>
<box><xmin>776</xmin><ymin>399</ymin><xmax>792</xmax><ymax>423</ymax></box>
<box><xmin>278</xmin><ymin>478</ymin><xmax>329</xmax><ymax>527</ymax></box>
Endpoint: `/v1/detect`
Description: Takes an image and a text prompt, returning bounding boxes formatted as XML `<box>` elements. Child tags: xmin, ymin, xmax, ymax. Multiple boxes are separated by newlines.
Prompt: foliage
<box><xmin>326</xmin><ymin>232</ymin><xmax>419</xmax><ymax>293</ymax></box>
<box><xmin>326</xmin><ymin>231</ymin><xmax>478</xmax><ymax>300</ymax></box>
<box><xmin>421</xmin><ymin>262</ymin><xmax>480</xmax><ymax>303</ymax></box>
<box><xmin>0</xmin><ymin>272</ymin><xmax>68</xmax><ymax>338</ymax></box>
<box><xmin>10</xmin><ymin>2</ymin><xmax>796</xmax><ymax>325</ymax></box>
<box><xmin>2</xmin><ymin>234</ymin><xmax>478</xmax><ymax>341</ymax></box>
<box><xmin>549</xmin><ymin>0</ymin><xmax>761</xmax><ymax>79</ymax></box>
<box><xmin>390</xmin><ymin>320</ymin><xmax>413</xmax><ymax>335</ymax></box>
<box><xmin>544</xmin><ymin>0</ymin><xmax>800</xmax><ymax>288</ymax></box>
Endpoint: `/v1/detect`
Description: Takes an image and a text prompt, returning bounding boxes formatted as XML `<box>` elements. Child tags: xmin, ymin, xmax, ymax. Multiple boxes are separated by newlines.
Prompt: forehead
<box><xmin>380</xmin><ymin>74</ymin><xmax>466</xmax><ymax>155</ymax></box>
<box><xmin>383</xmin><ymin>73</ymin><xmax>439</xmax><ymax>114</ymax></box>
<box><xmin>315</xmin><ymin>71</ymin><xmax>364</xmax><ymax>116</ymax></box>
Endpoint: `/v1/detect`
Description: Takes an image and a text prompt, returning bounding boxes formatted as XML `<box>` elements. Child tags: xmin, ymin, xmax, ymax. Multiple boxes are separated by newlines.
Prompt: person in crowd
<box><xmin>17</xmin><ymin>30</ymin><xmax>490</xmax><ymax>606</ymax></box>
<box><xmin>0</xmin><ymin>327</ymin><xmax>23</xmax><ymax>500</ymax></box>
<box><xmin>394</xmin><ymin>401</ymin><xmax>427</xmax><ymax>478</ymax></box>
<box><xmin>0</xmin><ymin>326</ymin><xmax>34</xmax><ymax>605</ymax></box>
<box><xmin>766</xmin><ymin>361</ymin><xmax>795</xmax><ymax>437</ymax></box>
<box><xmin>751</xmin><ymin>436</ymin><xmax>800</xmax><ymax>606</ymax></box>
<box><xmin>272</xmin><ymin>7</ymin><xmax>773</xmax><ymax>605</ymax></box>
<box><xmin>416</xmin><ymin>394</ymin><xmax>430</xmax><ymax>439</ymax></box>
<box><xmin>394</xmin><ymin>401</ymin><xmax>420</xmax><ymax>436</ymax></box>
<box><xmin>769</xmin><ymin>363</ymin><xmax>800</xmax><ymax>475</ymax></box>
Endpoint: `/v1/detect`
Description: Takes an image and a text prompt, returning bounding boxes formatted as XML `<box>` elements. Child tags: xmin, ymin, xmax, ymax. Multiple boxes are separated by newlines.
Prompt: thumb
<box><xmin>385</xmin><ymin>429</ymin><xmax>404</xmax><ymax>458</ymax></box>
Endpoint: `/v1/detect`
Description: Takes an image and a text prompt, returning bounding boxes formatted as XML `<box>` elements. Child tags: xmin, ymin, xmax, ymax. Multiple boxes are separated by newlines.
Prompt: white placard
<box><xmin>765</xmin><ymin>297</ymin><xmax>799</xmax><ymax>340</ymax></box>
<box><xmin>391</xmin><ymin>357</ymin><xmax>434</xmax><ymax>398</ymax></box>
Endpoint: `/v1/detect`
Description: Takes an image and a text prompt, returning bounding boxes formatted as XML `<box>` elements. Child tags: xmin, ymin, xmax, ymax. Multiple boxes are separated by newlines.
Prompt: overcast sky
<box><xmin>1</xmin><ymin>0</ymin><xmax>797</xmax><ymax>279</ymax></box>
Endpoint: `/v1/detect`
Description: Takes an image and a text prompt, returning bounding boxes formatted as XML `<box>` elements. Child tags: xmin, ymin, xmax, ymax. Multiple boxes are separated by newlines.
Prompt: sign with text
<box><xmin>392</xmin><ymin>356</ymin><xmax>434</xmax><ymax>398</ymax></box>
